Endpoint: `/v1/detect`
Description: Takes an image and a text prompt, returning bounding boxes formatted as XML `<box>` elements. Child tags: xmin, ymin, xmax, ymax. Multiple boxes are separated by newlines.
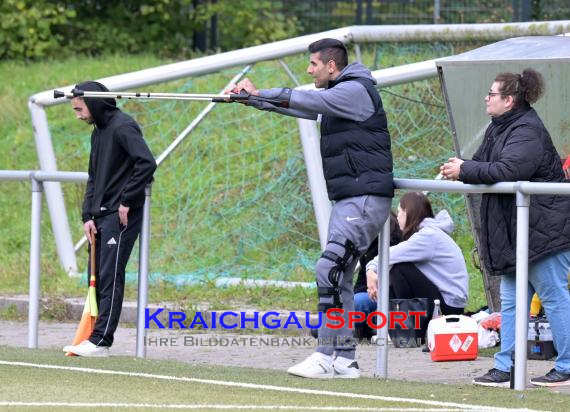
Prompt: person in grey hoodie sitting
<box><xmin>365</xmin><ymin>192</ymin><xmax>469</xmax><ymax>317</ymax></box>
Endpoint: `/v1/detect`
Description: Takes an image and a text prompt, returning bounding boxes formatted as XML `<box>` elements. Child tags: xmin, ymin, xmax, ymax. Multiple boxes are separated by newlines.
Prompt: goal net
<box><xmin>43</xmin><ymin>41</ymin><xmax>487</xmax><ymax>284</ymax></box>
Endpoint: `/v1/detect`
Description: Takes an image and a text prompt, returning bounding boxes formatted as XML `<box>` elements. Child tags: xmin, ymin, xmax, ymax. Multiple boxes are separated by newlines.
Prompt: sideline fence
<box><xmin>3</xmin><ymin>169</ymin><xmax>569</xmax><ymax>390</ymax></box>
<box><xmin>0</xmin><ymin>170</ymin><xmax>151</xmax><ymax>358</ymax></box>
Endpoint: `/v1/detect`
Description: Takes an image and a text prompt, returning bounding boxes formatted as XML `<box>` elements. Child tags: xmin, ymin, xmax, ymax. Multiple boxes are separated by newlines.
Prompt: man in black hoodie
<box><xmin>64</xmin><ymin>81</ymin><xmax>156</xmax><ymax>357</ymax></box>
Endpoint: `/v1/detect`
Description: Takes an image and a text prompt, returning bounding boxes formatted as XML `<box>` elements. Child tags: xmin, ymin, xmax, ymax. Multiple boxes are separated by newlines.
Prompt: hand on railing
<box><xmin>440</xmin><ymin>157</ymin><xmax>463</xmax><ymax>181</ymax></box>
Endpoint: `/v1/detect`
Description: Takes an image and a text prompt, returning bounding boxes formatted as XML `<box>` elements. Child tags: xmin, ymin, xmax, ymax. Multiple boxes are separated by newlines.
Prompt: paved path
<box><xmin>1</xmin><ymin>320</ymin><xmax>567</xmax><ymax>393</ymax></box>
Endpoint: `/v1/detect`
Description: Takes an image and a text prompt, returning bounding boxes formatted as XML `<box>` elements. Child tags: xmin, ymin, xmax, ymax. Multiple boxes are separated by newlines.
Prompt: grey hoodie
<box><xmin>256</xmin><ymin>62</ymin><xmax>376</xmax><ymax>121</ymax></box>
<box><xmin>366</xmin><ymin>210</ymin><xmax>469</xmax><ymax>308</ymax></box>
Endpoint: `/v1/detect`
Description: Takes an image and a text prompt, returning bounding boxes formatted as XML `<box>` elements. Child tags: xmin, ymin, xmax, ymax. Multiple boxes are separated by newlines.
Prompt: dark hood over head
<box><xmin>74</xmin><ymin>81</ymin><xmax>118</xmax><ymax>128</ymax></box>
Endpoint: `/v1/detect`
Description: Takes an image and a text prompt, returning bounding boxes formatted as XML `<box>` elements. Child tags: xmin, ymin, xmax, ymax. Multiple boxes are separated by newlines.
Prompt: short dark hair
<box><xmin>308</xmin><ymin>38</ymin><xmax>348</xmax><ymax>70</ymax></box>
<box><xmin>495</xmin><ymin>68</ymin><xmax>545</xmax><ymax>108</ymax></box>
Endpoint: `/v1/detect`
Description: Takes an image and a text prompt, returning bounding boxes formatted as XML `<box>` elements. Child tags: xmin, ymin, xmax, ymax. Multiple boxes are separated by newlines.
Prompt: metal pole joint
<box><xmin>30</xmin><ymin>175</ymin><xmax>43</xmax><ymax>193</ymax></box>
<box><xmin>516</xmin><ymin>187</ymin><xmax>530</xmax><ymax>207</ymax></box>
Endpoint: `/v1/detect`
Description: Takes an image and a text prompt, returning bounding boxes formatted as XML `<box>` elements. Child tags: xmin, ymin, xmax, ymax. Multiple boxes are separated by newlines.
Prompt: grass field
<box><xmin>0</xmin><ymin>345</ymin><xmax>567</xmax><ymax>412</ymax></box>
<box><xmin>0</xmin><ymin>45</ymin><xmax>485</xmax><ymax>312</ymax></box>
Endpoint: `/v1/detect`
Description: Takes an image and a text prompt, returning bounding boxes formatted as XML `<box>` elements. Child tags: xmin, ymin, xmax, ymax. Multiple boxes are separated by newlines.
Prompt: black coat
<box><xmin>459</xmin><ymin>105</ymin><xmax>570</xmax><ymax>275</ymax></box>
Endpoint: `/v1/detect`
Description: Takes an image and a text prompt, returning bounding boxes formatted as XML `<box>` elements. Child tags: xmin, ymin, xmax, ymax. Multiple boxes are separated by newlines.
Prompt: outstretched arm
<box><xmin>287</xmin><ymin>82</ymin><xmax>375</xmax><ymax>122</ymax></box>
<box><xmin>248</xmin><ymin>81</ymin><xmax>376</xmax><ymax>122</ymax></box>
<box><xmin>231</xmin><ymin>79</ymin><xmax>317</xmax><ymax>120</ymax></box>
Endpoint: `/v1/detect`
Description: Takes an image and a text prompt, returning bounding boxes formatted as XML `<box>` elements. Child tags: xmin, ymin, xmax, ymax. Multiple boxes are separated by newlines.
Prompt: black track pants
<box><xmin>88</xmin><ymin>207</ymin><xmax>143</xmax><ymax>347</ymax></box>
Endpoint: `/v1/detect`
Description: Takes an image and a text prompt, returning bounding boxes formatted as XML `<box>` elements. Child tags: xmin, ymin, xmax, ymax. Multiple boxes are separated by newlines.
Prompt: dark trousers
<box><xmin>389</xmin><ymin>262</ymin><xmax>464</xmax><ymax>316</ymax></box>
<box><xmin>88</xmin><ymin>207</ymin><xmax>143</xmax><ymax>347</ymax></box>
<box><xmin>354</xmin><ymin>262</ymin><xmax>464</xmax><ymax>341</ymax></box>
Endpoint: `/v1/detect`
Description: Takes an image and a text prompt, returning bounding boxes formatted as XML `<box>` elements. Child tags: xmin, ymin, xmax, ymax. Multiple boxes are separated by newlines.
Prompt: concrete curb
<box><xmin>0</xmin><ymin>295</ymin><xmax>318</xmax><ymax>336</ymax></box>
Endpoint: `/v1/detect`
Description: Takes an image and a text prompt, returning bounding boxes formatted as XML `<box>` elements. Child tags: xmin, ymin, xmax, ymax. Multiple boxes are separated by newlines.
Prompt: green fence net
<box><xmin>45</xmin><ymin>41</ymin><xmax>488</xmax><ymax>284</ymax></box>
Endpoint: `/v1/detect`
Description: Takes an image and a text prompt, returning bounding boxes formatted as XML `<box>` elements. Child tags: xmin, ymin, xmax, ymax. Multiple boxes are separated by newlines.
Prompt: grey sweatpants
<box><xmin>315</xmin><ymin>195</ymin><xmax>391</xmax><ymax>359</ymax></box>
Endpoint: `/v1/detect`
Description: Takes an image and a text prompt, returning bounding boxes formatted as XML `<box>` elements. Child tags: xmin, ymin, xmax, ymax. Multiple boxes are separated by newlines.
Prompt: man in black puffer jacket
<box><xmin>441</xmin><ymin>68</ymin><xmax>570</xmax><ymax>388</ymax></box>
<box><xmin>64</xmin><ymin>81</ymin><xmax>157</xmax><ymax>357</ymax></box>
<box><xmin>232</xmin><ymin>38</ymin><xmax>393</xmax><ymax>379</ymax></box>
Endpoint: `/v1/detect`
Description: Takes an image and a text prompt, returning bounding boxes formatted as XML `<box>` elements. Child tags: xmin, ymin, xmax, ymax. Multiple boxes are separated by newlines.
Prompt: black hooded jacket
<box><xmin>78</xmin><ymin>81</ymin><xmax>157</xmax><ymax>222</ymax></box>
<box><xmin>459</xmin><ymin>106</ymin><xmax>570</xmax><ymax>275</ymax></box>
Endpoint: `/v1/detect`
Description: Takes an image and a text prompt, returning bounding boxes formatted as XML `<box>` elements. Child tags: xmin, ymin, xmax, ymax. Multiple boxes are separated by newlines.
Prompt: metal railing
<box><xmin>0</xmin><ymin>170</ymin><xmax>151</xmax><ymax>358</ymax></box>
<box><xmin>376</xmin><ymin>178</ymin><xmax>570</xmax><ymax>391</ymax></box>
<box><xmin>284</xmin><ymin>0</ymin><xmax>570</xmax><ymax>28</ymax></box>
<box><xmin>3</xmin><ymin>170</ymin><xmax>570</xmax><ymax>390</ymax></box>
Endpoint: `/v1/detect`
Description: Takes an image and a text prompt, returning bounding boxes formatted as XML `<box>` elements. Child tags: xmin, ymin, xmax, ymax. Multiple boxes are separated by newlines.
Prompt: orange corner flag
<box><xmin>65</xmin><ymin>292</ymin><xmax>97</xmax><ymax>356</ymax></box>
<box><xmin>65</xmin><ymin>238</ymin><xmax>98</xmax><ymax>356</ymax></box>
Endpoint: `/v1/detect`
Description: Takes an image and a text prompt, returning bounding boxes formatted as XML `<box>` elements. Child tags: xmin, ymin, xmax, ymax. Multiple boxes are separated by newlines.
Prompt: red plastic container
<box><xmin>427</xmin><ymin>315</ymin><xmax>478</xmax><ymax>362</ymax></box>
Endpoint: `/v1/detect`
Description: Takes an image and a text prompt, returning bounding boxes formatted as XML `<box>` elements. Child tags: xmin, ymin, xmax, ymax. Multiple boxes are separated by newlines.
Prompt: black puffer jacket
<box><xmin>320</xmin><ymin>72</ymin><xmax>393</xmax><ymax>201</ymax></box>
<box><xmin>460</xmin><ymin>105</ymin><xmax>570</xmax><ymax>275</ymax></box>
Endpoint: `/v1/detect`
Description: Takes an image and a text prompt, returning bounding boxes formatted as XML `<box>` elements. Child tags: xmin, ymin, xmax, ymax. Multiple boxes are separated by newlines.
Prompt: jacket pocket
<box><xmin>345</xmin><ymin>150</ymin><xmax>358</xmax><ymax>176</ymax></box>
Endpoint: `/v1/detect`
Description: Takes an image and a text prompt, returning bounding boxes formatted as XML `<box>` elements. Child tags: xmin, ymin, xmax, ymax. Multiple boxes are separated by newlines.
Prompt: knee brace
<box><xmin>317</xmin><ymin>285</ymin><xmax>342</xmax><ymax>312</ymax></box>
<box><xmin>317</xmin><ymin>239</ymin><xmax>358</xmax><ymax>312</ymax></box>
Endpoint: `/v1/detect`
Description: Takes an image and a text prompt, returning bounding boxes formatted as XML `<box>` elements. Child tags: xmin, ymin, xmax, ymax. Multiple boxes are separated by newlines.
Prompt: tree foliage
<box><xmin>2</xmin><ymin>0</ymin><xmax>568</xmax><ymax>61</ymax></box>
<box><xmin>0</xmin><ymin>0</ymin><xmax>76</xmax><ymax>59</ymax></box>
<box><xmin>0</xmin><ymin>0</ymin><xmax>299</xmax><ymax>60</ymax></box>
<box><xmin>201</xmin><ymin>0</ymin><xmax>300</xmax><ymax>50</ymax></box>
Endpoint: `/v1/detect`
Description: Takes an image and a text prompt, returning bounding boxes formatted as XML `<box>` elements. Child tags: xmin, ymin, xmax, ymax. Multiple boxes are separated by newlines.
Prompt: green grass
<box><xmin>0</xmin><ymin>44</ymin><xmax>490</xmax><ymax>314</ymax></box>
<box><xmin>0</xmin><ymin>345</ymin><xmax>567</xmax><ymax>411</ymax></box>
<box><xmin>0</xmin><ymin>305</ymin><xmax>26</xmax><ymax>322</ymax></box>
<box><xmin>0</xmin><ymin>53</ymin><xmax>173</xmax><ymax>300</ymax></box>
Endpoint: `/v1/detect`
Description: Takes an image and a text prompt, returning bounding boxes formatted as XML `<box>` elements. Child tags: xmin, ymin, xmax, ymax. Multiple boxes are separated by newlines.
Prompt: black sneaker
<box><xmin>530</xmin><ymin>368</ymin><xmax>570</xmax><ymax>387</ymax></box>
<box><xmin>473</xmin><ymin>368</ymin><xmax>511</xmax><ymax>387</ymax></box>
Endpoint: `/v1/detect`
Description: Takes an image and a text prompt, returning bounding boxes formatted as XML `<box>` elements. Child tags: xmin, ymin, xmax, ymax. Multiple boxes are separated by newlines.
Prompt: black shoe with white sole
<box><xmin>473</xmin><ymin>368</ymin><xmax>510</xmax><ymax>387</ymax></box>
<box><xmin>531</xmin><ymin>368</ymin><xmax>570</xmax><ymax>387</ymax></box>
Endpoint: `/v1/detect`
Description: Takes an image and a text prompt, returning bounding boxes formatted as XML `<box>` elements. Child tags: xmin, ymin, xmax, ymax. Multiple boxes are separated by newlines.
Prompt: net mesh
<box><xmin>46</xmin><ymin>41</ymin><xmax>489</xmax><ymax>283</ymax></box>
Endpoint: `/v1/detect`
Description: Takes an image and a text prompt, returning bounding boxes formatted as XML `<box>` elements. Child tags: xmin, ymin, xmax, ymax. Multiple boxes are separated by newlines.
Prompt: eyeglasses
<box><xmin>487</xmin><ymin>92</ymin><xmax>502</xmax><ymax>98</ymax></box>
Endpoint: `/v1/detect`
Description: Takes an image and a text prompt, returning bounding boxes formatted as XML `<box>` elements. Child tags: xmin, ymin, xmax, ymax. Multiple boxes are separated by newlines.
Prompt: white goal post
<box><xmin>28</xmin><ymin>21</ymin><xmax>570</xmax><ymax>274</ymax></box>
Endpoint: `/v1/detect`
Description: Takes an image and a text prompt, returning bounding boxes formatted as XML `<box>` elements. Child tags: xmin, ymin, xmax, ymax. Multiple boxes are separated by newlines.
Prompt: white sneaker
<box><xmin>333</xmin><ymin>356</ymin><xmax>361</xmax><ymax>379</ymax></box>
<box><xmin>287</xmin><ymin>352</ymin><xmax>333</xmax><ymax>379</ymax></box>
<box><xmin>64</xmin><ymin>340</ymin><xmax>110</xmax><ymax>357</ymax></box>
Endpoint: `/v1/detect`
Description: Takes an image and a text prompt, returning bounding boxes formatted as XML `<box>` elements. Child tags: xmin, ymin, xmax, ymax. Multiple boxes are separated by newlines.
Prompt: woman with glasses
<box><xmin>441</xmin><ymin>68</ymin><xmax>570</xmax><ymax>387</ymax></box>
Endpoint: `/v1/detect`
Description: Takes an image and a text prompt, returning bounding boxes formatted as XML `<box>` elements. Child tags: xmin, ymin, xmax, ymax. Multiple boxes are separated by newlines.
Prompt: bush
<box><xmin>57</xmin><ymin>0</ymin><xmax>199</xmax><ymax>57</ymax></box>
<box><xmin>0</xmin><ymin>0</ymin><xmax>75</xmax><ymax>60</ymax></box>
<box><xmin>203</xmin><ymin>0</ymin><xmax>300</xmax><ymax>50</ymax></box>
<box><xmin>0</xmin><ymin>0</ymin><xmax>300</xmax><ymax>60</ymax></box>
